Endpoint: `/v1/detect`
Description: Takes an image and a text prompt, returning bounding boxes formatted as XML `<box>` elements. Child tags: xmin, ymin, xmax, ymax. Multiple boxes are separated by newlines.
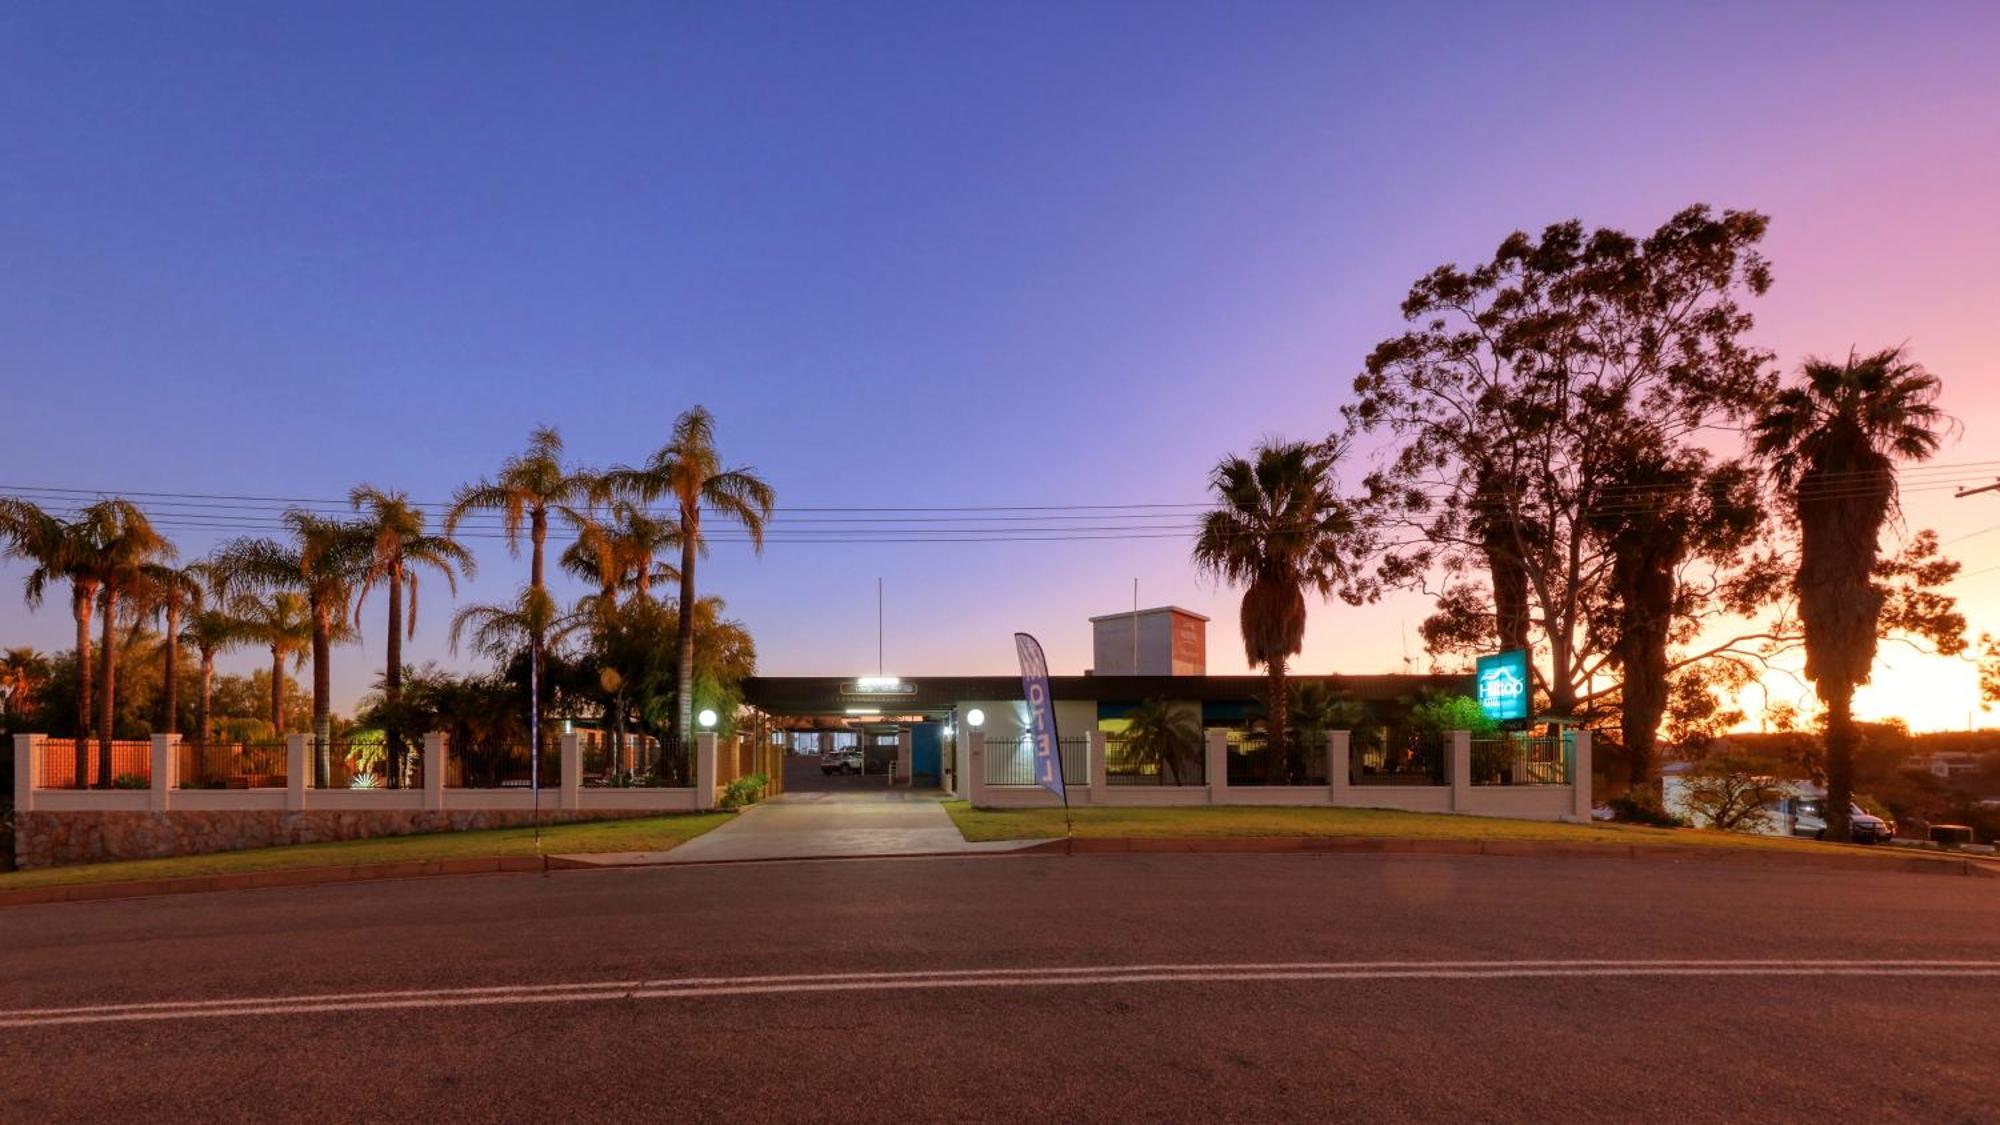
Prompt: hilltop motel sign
<box><xmin>1475</xmin><ymin>650</ymin><xmax>1531</xmax><ymax>725</ymax></box>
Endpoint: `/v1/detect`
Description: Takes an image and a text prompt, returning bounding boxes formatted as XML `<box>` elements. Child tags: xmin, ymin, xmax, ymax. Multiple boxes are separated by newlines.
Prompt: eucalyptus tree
<box><xmin>349</xmin><ymin>486</ymin><xmax>475</xmax><ymax>785</ymax></box>
<box><xmin>1193</xmin><ymin>440</ymin><xmax>1364</xmax><ymax>783</ymax></box>
<box><xmin>603</xmin><ymin>407</ymin><xmax>773</xmax><ymax>752</ymax></box>
<box><xmin>1345</xmin><ymin>204</ymin><xmax>1778</xmax><ymax>743</ymax></box>
<box><xmin>216</xmin><ymin>512</ymin><xmax>366</xmax><ymax>785</ymax></box>
<box><xmin>2</xmin><ymin>498</ymin><xmax>105</xmax><ymax>783</ymax></box>
<box><xmin>1752</xmin><ymin>347</ymin><xmax>1955</xmax><ymax>841</ymax></box>
<box><xmin>0</xmin><ymin>646</ymin><xmax>51</xmax><ymax>727</ymax></box>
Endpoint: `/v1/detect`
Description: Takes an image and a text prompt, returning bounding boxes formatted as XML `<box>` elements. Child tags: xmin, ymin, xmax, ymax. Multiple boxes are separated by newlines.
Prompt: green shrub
<box><xmin>720</xmin><ymin>773</ymin><xmax>767</xmax><ymax>809</ymax></box>
<box><xmin>1606</xmin><ymin>790</ymin><xmax>1683</xmax><ymax>827</ymax></box>
<box><xmin>111</xmin><ymin>773</ymin><xmax>149</xmax><ymax>790</ymax></box>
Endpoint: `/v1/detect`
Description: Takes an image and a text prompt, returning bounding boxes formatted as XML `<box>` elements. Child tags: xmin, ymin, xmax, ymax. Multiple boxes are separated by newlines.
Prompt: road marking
<box><xmin>4</xmin><ymin>960</ymin><xmax>1996</xmax><ymax>1029</ymax></box>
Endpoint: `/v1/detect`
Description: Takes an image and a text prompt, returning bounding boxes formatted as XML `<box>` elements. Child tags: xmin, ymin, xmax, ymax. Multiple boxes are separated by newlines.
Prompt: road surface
<box><xmin>3</xmin><ymin>852</ymin><xmax>1996</xmax><ymax>1122</ymax></box>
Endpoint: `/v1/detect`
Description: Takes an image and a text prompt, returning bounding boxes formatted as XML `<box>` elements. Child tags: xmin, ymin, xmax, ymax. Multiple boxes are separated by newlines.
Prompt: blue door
<box><xmin>911</xmin><ymin>723</ymin><xmax>943</xmax><ymax>783</ymax></box>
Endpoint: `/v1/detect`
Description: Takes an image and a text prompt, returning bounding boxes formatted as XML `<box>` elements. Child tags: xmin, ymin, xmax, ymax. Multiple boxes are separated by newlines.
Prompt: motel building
<box><xmin>740</xmin><ymin>608</ymin><xmax>1592</xmax><ymax>822</ymax></box>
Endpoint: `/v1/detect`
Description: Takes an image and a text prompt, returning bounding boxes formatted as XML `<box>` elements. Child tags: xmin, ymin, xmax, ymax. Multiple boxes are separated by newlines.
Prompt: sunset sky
<box><xmin>2</xmin><ymin>3</ymin><xmax>1997</xmax><ymax>729</ymax></box>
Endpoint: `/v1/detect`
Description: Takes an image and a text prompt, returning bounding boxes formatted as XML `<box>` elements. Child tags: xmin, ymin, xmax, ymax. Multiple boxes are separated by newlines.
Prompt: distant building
<box><xmin>1088</xmin><ymin>606</ymin><xmax>1208</xmax><ymax>676</ymax></box>
<box><xmin>1905</xmin><ymin>751</ymin><xmax>1982</xmax><ymax>779</ymax></box>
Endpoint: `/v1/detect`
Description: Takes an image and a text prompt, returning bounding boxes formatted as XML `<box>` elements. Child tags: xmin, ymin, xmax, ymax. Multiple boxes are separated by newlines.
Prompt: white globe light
<box><xmin>966</xmin><ymin>708</ymin><xmax>985</xmax><ymax>728</ymax></box>
<box><xmin>698</xmin><ymin>709</ymin><xmax>719</xmax><ymax>729</ymax></box>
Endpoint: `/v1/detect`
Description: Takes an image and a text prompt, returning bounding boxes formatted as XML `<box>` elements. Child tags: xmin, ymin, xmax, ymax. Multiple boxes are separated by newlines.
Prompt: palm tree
<box><xmin>1193</xmin><ymin>440</ymin><xmax>1360</xmax><ymax>784</ymax></box>
<box><xmin>235</xmin><ymin>590</ymin><xmax>313</xmax><ymax>737</ymax></box>
<box><xmin>134</xmin><ymin>562</ymin><xmax>205</xmax><ymax>736</ymax></box>
<box><xmin>1119</xmin><ymin>699</ymin><xmax>1203</xmax><ymax>784</ymax></box>
<box><xmin>350</xmin><ymin>486</ymin><xmax>474</xmax><ymax>786</ymax></box>
<box><xmin>181</xmin><ymin>594</ymin><xmax>253</xmax><ymax>744</ymax></box>
<box><xmin>1751</xmin><ymin>347</ymin><xmax>1951</xmax><ymax>842</ymax></box>
<box><xmin>446</xmin><ymin>426</ymin><xmax>590</xmax><ymax>771</ymax></box>
<box><xmin>81</xmin><ymin>500</ymin><xmax>175</xmax><ymax>782</ymax></box>
<box><xmin>0</xmin><ymin>646</ymin><xmax>51</xmax><ymax>726</ymax></box>
<box><xmin>604</xmin><ymin>407</ymin><xmax>773</xmax><ymax>752</ymax></box>
<box><xmin>1</xmin><ymin>499</ymin><xmax>105</xmax><ymax>785</ymax></box>
<box><xmin>216</xmin><ymin>512</ymin><xmax>365</xmax><ymax>786</ymax></box>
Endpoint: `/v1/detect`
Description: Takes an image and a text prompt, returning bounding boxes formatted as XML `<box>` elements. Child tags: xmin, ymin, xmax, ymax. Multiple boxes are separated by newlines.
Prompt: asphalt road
<box><xmin>3</xmin><ymin>853</ymin><xmax>1996</xmax><ymax>1122</ymax></box>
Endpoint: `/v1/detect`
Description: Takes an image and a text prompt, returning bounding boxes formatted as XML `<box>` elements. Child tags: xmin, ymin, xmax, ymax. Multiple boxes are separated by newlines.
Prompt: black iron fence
<box><xmin>984</xmin><ymin>735</ymin><xmax>1089</xmax><ymax>787</ymax></box>
<box><xmin>1224</xmin><ymin>731</ymin><xmax>1330</xmax><ymax>787</ymax></box>
<box><xmin>1104</xmin><ymin>737</ymin><xmax>1206</xmax><ymax>785</ymax></box>
<box><xmin>1351</xmin><ymin>728</ymin><xmax>1448</xmax><ymax>786</ymax></box>
<box><xmin>1469</xmin><ymin>734</ymin><xmax>1568</xmax><ymax>786</ymax></box>
<box><xmin>176</xmin><ymin>741</ymin><xmax>288</xmax><ymax>789</ymax></box>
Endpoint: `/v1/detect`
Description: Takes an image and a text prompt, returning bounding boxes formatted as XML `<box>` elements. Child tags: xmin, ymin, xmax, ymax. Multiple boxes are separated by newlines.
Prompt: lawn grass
<box><xmin>0</xmin><ymin>812</ymin><xmax>734</xmax><ymax>891</ymax></box>
<box><xmin>941</xmin><ymin>801</ymin><xmax>1951</xmax><ymax>860</ymax></box>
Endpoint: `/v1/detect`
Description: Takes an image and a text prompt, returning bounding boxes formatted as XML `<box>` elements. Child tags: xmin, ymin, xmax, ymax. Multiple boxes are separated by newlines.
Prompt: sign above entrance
<box><xmin>840</xmin><ymin>677</ymin><xmax>917</xmax><ymax>697</ymax></box>
<box><xmin>1475</xmin><ymin>650</ymin><xmax>1530</xmax><ymax>723</ymax></box>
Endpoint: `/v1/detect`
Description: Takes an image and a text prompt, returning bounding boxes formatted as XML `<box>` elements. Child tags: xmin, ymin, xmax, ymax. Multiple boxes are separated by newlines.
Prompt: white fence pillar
<box><xmin>1088</xmin><ymin>731</ymin><xmax>1107</xmax><ymax>800</ymax></box>
<box><xmin>149</xmin><ymin>734</ymin><xmax>178</xmax><ymax>811</ymax></box>
<box><xmin>13</xmin><ymin>734</ymin><xmax>41</xmax><ymax>811</ymax></box>
<box><xmin>968</xmin><ymin>731</ymin><xmax>988</xmax><ymax>807</ymax></box>
<box><xmin>423</xmin><ymin>731</ymin><xmax>446</xmax><ymax>811</ymax></box>
<box><xmin>1571</xmin><ymin>729</ymin><xmax>1593</xmax><ymax>821</ymax></box>
<box><xmin>1328</xmin><ymin>731</ymin><xmax>1351</xmax><ymax>805</ymax></box>
<box><xmin>286</xmin><ymin>733</ymin><xmax>308</xmax><ymax>811</ymax></box>
<box><xmin>1449</xmin><ymin>730</ymin><xmax>1471</xmax><ymax>813</ymax></box>
<box><xmin>560</xmin><ymin>732</ymin><xmax>581</xmax><ymax>810</ymax></box>
<box><xmin>695</xmin><ymin>732</ymin><xmax>718</xmax><ymax>810</ymax></box>
<box><xmin>1205</xmin><ymin>729</ymin><xmax>1228</xmax><ymax>802</ymax></box>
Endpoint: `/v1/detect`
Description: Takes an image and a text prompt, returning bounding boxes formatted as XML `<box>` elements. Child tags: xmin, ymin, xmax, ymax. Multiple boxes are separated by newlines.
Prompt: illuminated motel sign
<box><xmin>1475</xmin><ymin>650</ymin><xmax>1530</xmax><ymax>724</ymax></box>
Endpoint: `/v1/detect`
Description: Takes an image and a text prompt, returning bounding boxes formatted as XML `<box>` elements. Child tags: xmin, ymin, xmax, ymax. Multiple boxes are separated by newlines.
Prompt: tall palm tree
<box><xmin>561</xmin><ymin>501</ymin><xmax>682</xmax><ymax>607</ymax></box>
<box><xmin>0</xmin><ymin>645</ymin><xmax>51</xmax><ymax>726</ymax></box>
<box><xmin>1</xmin><ymin>499</ymin><xmax>105</xmax><ymax>785</ymax></box>
<box><xmin>216</xmin><ymin>512</ymin><xmax>365</xmax><ymax>786</ymax></box>
<box><xmin>236</xmin><ymin>591</ymin><xmax>313</xmax><ymax>737</ymax></box>
<box><xmin>446</xmin><ymin>426</ymin><xmax>590</xmax><ymax>771</ymax></box>
<box><xmin>81</xmin><ymin>500</ymin><xmax>175</xmax><ymax>782</ymax></box>
<box><xmin>134</xmin><ymin>562</ymin><xmax>206</xmax><ymax>736</ymax></box>
<box><xmin>181</xmin><ymin>594</ymin><xmax>253</xmax><ymax>744</ymax></box>
<box><xmin>604</xmin><ymin>407</ymin><xmax>773</xmax><ymax>752</ymax></box>
<box><xmin>1752</xmin><ymin>346</ymin><xmax>1951</xmax><ymax>842</ymax></box>
<box><xmin>350</xmin><ymin>486</ymin><xmax>474</xmax><ymax>786</ymax></box>
<box><xmin>1193</xmin><ymin>440</ymin><xmax>1359</xmax><ymax>784</ymax></box>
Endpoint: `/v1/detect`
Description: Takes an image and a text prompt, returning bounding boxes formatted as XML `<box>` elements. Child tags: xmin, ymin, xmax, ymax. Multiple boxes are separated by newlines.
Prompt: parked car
<box><xmin>1785</xmin><ymin>796</ymin><xmax>1895</xmax><ymax>844</ymax></box>
<box><xmin>820</xmin><ymin>747</ymin><xmax>863</xmax><ymax>775</ymax></box>
<box><xmin>1662</xmin><ymin>771</ymin><xmax>1896</xmax><ymax>844</ymax></box>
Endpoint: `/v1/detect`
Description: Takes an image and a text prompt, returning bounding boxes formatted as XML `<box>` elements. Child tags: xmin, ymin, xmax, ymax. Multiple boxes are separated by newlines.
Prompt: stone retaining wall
<box><xmin>12</xmin><ymin>808</ymin><xmax>677</xmax><ymax>870</ymax></box>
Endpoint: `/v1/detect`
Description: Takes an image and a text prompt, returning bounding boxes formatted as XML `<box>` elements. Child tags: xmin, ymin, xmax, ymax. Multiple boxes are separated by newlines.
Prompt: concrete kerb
<box><xmin>3</xmin><ymin>833</ymin><xmax>1991</xmax><ymax>909</ymax></box>
<box><xmin>1014</xmin><ymin>835</ymin><xmax>2000</xmax><ymax>878</ymax></box>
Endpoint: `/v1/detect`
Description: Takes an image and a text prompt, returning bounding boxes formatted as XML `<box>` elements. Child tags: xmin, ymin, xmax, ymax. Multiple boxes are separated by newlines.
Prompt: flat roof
<box><xmin>742</xmin><ymin>672</ymin><xmax>1468</xmax><ymax>715</ymax></box>
<box><xmin>1087</xmin><ymin>605</ymin><xmax>1211</xmax><ymax>623</ymax></box>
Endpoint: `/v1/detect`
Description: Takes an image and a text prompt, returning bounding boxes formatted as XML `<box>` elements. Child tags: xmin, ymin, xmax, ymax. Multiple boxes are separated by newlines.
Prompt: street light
<box><xmin>966</xmin><ymin>708</ymin><xmax>985</xmax><ymax>729</ymax></box>
<box><xmin>698</xmin><ymin>709</ymin><xmax>718</xmax><ymax>730</ymax></box>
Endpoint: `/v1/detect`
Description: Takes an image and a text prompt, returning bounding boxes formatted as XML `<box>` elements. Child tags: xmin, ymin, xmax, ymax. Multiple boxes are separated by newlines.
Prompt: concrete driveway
<box><xmin>603</xmin><ymin>787</ymin><xmax>1036</xmax><ymax>865</ymax></box>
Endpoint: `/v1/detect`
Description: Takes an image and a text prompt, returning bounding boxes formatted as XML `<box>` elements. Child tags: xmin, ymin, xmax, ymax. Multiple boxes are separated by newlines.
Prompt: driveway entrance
<box><xmin>658</xmin><ymin>785</ymin><xmax>1033</xmax><ymax>864</ymax></box>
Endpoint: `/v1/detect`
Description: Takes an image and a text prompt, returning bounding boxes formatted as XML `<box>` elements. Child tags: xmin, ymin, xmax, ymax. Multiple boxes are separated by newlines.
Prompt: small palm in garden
<box><xmin>1121</xmin><ymin>699</ymin><xmax>1203</xmax><ymax>784</ymax></box>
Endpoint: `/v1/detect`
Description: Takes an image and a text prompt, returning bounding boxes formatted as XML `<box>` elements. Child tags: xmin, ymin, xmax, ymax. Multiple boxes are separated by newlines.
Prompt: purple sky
<box><xmin>3</xmin><ymin>3</ymin><xmax>1998</xmax><ymax>725</ymax></box>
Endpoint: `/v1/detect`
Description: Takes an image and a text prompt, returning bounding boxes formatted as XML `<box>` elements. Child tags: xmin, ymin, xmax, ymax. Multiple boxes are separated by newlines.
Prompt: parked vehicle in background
<box><xmin>1663</xmin><ymin>770</ymin><xmax>1895</xmax><ymax>844</ymax></box>
<box><xmin>1786</xmin><ymin>796</ymin><xmax>1895</xmax><ymax>844</ymax></box>
<box><xmin>820</xmin><ymin>747</ymin><xmax>862</xmax><ymax>775</ymax></box>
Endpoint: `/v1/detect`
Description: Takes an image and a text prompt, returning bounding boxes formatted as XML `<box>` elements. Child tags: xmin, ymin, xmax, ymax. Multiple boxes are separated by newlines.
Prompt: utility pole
<box><xmin>1131</xmin><ymin>578</ymin><xmax>1139</xmax><ymax>674</ymax></box>
<box><xmin>1954</xmin><ymin>480</ymin><xmax>2000</xmax><ymax>498</ymax></box>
